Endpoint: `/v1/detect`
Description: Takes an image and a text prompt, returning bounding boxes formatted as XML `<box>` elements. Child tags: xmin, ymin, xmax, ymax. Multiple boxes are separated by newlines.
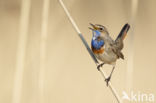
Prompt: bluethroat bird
<box><xmin>89</xmin><ymin>23</ymin><xmax>130</xmax><ymax>86</ymax></box>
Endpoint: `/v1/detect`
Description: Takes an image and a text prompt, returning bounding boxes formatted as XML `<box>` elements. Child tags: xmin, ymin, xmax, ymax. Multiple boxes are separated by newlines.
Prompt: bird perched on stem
<box><xmin>89</xmin><ymin>23</ymin><xmax>130</xmax><ymax>86</ymax></box>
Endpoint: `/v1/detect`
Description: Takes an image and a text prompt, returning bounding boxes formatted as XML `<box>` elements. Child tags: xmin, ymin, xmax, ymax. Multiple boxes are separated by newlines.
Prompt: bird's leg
<box><xmin>105</xmin><ymin>66</ymin><xmax>115</xmax><ymax>86</ymax></box>
<box><xmin>97</xmin><ymin>63</ymin><xmax>105</xmax><ymax>70</ymax></box>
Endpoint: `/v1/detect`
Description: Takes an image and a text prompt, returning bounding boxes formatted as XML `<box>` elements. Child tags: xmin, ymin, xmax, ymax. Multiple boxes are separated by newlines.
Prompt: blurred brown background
<box><xmin>0</xmin><ymin>0</ymin><xmax>156</xmax><ymax>103</ymax></box>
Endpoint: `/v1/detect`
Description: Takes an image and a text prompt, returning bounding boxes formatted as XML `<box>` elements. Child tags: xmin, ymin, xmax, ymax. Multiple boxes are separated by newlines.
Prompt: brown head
<box><xmin>89</xmin><ymin>23</ymin><xmax>109</xmax><ymax>35</ymax></box>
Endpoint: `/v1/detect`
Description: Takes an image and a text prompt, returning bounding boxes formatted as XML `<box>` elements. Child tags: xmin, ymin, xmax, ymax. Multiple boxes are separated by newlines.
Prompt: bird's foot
<box><xmin>97</xmin><ymin>63</ymin><xmax>104</xmax><ymax>71</ymax></box>
<box><xmin>105</xmin><ymin>76</ymin><xmax>111</xmax><ymax>86</ymax></box>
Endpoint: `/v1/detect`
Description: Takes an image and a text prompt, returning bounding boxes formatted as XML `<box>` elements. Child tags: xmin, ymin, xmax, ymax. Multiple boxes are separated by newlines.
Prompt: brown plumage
<box><xmin>89</xmin><ymin>23</ymin><xmax>130</xmax><ymax>86</ymax></box>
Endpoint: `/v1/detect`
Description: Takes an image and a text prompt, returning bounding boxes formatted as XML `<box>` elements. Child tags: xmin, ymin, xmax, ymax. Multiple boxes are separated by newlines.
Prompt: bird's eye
<box><xmin>99</xmin><ymin>28</ymin><xmax>103</xmax><ymax>30</ymax></box>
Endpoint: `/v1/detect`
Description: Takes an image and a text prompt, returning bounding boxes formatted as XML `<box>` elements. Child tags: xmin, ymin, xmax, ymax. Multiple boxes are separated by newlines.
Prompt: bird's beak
<box><xmin>88</xmin><ymin>23</ymin><xmax>97</xmax><ymax>30</ymax></box>
<box><xmin>88</xmin><ymin>27</ymin><xmax>94</xmax><ymax>31</ymax></box>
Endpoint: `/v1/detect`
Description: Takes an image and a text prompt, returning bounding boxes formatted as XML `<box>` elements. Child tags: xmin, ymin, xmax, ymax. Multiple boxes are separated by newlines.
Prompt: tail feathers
<box><xmin>114</xmin><ymin>23</ymin><xmax>130</xmax><ymax>57</ymax></box>
<box><xmin>115</xmin><ymin>23</ymin><xmax>130</xmax><ymax>41</ymax></box>
<box><xmin>118</xmin><ymin>52</ymin><xmax>124</xmax><ymax>59</ymax></box>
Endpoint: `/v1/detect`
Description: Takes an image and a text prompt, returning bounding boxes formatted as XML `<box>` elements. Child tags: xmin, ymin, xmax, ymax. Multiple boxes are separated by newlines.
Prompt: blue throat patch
<box><xmin>91</xmin><ymin>30</ymin><xmax>104</xmax><ymax>50</ymax></box>
<box><xmin>94</xmin><ymin>30</ymin><xmax>101</xmax><ymax>36</ymax></box>
<box><xmin>91</xmin><ymin>39</ymin><xmax>104</xmax><ymax>50</ymax></box>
